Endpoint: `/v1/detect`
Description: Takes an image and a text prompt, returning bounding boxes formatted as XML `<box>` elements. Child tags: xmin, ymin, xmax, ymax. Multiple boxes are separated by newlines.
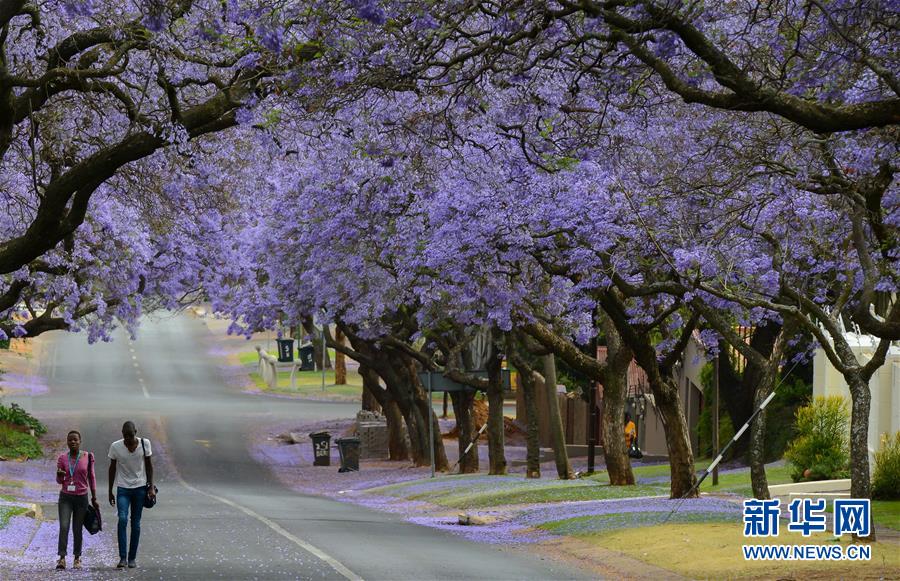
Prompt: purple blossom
<box><xmin>351</xmin><ymin>0</ymin><xmax>387</xmax><ymax>25</ymax></box>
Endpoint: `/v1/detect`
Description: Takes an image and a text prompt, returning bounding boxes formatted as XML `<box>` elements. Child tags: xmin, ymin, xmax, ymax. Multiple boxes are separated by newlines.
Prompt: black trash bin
<box><xmin>298</xmin><ymin>344</ymin><xmax>315</xmax><ymax>371</ymax></box>
<box><xmin>276</xmin><ymin>338</ymin><xmax>295</xmax><ymax>362</ymax></box>
<box><xmin>310</xmin><ymin>431</ymin><xmax>331</xmax><ymax>466</ymax></box>
<box><xmin>335</xmin><ymin>437</ymin><xmax>360</xmax><ymax>473</ymax></box>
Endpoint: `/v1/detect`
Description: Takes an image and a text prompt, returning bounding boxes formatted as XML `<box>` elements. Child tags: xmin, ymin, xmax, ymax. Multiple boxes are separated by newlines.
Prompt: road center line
<box><xmin>174</xmin><ymin>477</ymin><xmax>361</xmax><ymax>581</ymax></box>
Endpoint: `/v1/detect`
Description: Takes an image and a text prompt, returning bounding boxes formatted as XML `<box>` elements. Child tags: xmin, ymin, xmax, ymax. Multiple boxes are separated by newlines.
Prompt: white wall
<box><xmin>812</xmin><ymin>336</ymin><xmax>900</xmax><ymax>465</ymax></box>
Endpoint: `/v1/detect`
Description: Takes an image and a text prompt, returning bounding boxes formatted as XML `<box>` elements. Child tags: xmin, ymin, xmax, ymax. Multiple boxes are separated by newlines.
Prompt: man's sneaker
<box><xmin>127</xmin><ymin>560</ymin><xmax>137</xmax><ymax>569</ymax></box>
<box><xmin>55</xmin><ymin>557</ymin><xmax>65</xmax><ymax>570</ymax></box>
<box><xmin>116</xmin><ymin>558</ymin><xmax>127</xmax><ymax>568</ymax></box>
<box><xmin>73</xmin><ymin>557</ymin><xmax>82</xmax><ymax>570</ymax></box>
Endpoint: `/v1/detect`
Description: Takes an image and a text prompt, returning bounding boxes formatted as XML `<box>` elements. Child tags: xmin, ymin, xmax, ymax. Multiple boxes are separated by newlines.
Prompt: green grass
<box><xmin>586</xmin><ymin>461</ymin><xmax>793</xmax><ymax>497</ymax></box>
<box><xmin>872</xmin><ymin>499</ymin><xmax>900</xmax><ymax>531</ymax></box>
<box><xmin>825</xmin><ymin>499</ymin><xmax>900</xmax><ymax>532</ymax></box>
<box><xmin>0</xmin><ymin>479</ymin><xmax>25</xmax><ymax>488</ymax></box>
<box><xmin>239</xmin><ymin>349</ymin><xmax>364</xmax><ymax>397</ymax></box>
<box><xmin>594</xmin><ymin>522</ymin><xmax>900</xmax><ymax>579</ymax></box>
<box><xmin>538</xmin><ymin>511</ymin><xmax>737</xmax><ymax>536</ymax></box>
<box><xmin>0</xmin><ymin>425</ymin><xmax>42</xmax><ymax>459</ymax></box>
<box><xmin>0</xmin><ymin>506</ymin><xmax>27</xmax><ymax>529</ymax></box>
<box><xmin>369</xmin><ymin>474</ymin><xmax>667</xmax><ymax>509</ymax></box>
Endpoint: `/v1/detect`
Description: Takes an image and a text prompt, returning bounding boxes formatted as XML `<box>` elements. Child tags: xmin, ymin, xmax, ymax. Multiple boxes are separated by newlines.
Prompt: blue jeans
<box><xmin>116</xmin><ymin>486</ymin><xmax>147</xmax><ymax>561</ymax></box>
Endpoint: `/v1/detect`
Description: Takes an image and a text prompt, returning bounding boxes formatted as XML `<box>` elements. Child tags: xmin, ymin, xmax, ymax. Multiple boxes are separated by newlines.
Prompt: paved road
<box><xmin>16</xmin><ymin>314</ymin><xmax>587</xmax><ymax>580</ymax></box>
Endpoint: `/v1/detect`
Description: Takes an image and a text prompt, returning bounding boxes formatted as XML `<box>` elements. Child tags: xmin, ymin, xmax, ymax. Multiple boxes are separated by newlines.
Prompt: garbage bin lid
<box><xmin>335</xmin><ymin>437</ymin><xmax>361</xmax><ymax>443</ymax></box>
<box><xmin>309</xmin><ymin>431</ymin><xmax>331</xmax><ymax>437</ymax></box>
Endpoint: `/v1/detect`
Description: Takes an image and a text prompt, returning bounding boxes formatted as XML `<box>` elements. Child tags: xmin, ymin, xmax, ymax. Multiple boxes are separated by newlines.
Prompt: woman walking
<box><xmin>55</xmin><ymin>430</ymin><xmax>98</xmax><ymax>570</ymax></box>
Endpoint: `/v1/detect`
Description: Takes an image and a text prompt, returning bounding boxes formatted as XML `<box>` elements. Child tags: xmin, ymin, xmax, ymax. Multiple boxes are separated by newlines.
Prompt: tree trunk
<box><xmin>486</xmin><ymin>350</ymin><xmax>507</xmax><ymax>475</ymax></box>
<box><xmin>601</xmin><ymin>318</ymin><xmax>635</xmax><ymax>485</ymax></box>
<box><xmin>384</xmin><ymin>399</ymin><xmax>408</xmax><ymax>461</ymax></box>
<box><xmin>348</xmin><ymin>338</ymin><xmax>443</xmax><ymax>469</ymax></box>
<box><xmin>748</xmin><ymin>328</ymin><xmax>786</xmax><ymax>500</ymax></box>
<box><xmin>599</xmin><ymin>292</ymin><xmax>697</xmax><ymax>498</ymax></box>
<box><xmin>846</xmin><ymin>372</ymin><xmax>875</xmax><ymax>541</ymax></box>
<box><xmin>450</xmin><ymin>391</ymin><xmax>479</xmax><ymax>473</ymax></box>
<box><xmin>334</xmin><ymin>328</ymin><xmax>347</xmax><ymax>385</ymax></box>
<box><xmin>543</xmin><ymin>354</ymin><xmax>574</xmax><ymax>479</ymax></box>
<box><xmin>360</xmin><ymin>364</ymin><xmax>382</xmax><ymax>413</ymax></box>
<box><xmin>748</xmin><ymin>385</ymin><xmax>770</xmax><ymax>499</ymax></box>
<box><xmin>652</xmin><ymin>376</ymin><xmax>698</xmax><ymax>498</ymax></box>
<box><xmin>718</xmin><ymin>323</ymin><xmax>783</xmax><ymax>462</ymax></box>
<box><xmin>442</xmin><ymin>392</ymin><xmax>449</xmax><ymax>419</ymax></box>
<box><xmin>359</xmin><ymin>363</ymin><xmax>406</xmax><ymax>460</ymax></box>
<box><xmin>404</xmin><ymin>357</ymin><xmax>449</xmax><ymax>472</ymax></box>
<box><xmin>510</xmin><ymin>348</ymin><xmax>541</xmax><ymax>478</ymax></box>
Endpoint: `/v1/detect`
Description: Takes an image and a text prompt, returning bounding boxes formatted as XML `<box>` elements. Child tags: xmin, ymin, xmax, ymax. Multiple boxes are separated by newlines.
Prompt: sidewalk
<box><xmin>0</xmin><ymin>419</ymin><xmax>117</xmax><ymax>577</ymax></box>
<box><xmin>252</xmin><ymin>417</ymin><xmax>900</xmax><ymax>579</ymax></box>
<box><xmin>0</xmin><ymin>339</ymin><xmax>48</xmax><ymax>397</ymax></box>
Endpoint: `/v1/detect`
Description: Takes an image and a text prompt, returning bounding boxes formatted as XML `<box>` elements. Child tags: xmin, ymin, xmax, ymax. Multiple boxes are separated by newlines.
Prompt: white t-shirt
<box><xmin>108</xmin><ymin>438</ymin><xmax>151</xmax><ymax>489</ymax></box>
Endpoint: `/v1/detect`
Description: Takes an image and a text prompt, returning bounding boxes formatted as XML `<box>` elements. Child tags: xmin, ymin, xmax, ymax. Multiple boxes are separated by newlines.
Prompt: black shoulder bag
<box><xmin>83</xmin><ymin>453</ymin><xmax>102</xmax><ymax>534</ymax></box>
<box><xmin>141</xmin><ymin>438</ymin><xmax>158</xmax><ymax>509</ymax></box>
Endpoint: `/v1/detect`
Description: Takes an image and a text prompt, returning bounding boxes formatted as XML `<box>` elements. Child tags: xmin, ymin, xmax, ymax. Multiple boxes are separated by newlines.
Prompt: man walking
<box><xmin>108</xmin><ymin>421</ymin><xmax>155</xmax><ymax>569</ymax></box>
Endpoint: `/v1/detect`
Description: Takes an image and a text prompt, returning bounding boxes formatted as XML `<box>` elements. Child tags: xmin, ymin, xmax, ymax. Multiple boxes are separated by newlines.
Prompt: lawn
<box><xmin>588</xmin><ymin>461</ymin><xmax>793</xmax><ymax>496</ymax></box>
<box><xmin>238</xmin><ymin>349</ymin><xmax>364</xmax><ymax>398</ymax></box>
<box><xmin>0</xmin><ymin>425</ymin><xmax>42</xmax><ymax>460</ymax></box>
<box><xmin>369</xmin><ymin>473</ymin><xmax>668</xmax><ymax>509</ymax></box>
<box><xmin>0</xmin><ymin>505</ymin><xmax>27</xmax><ymax>529</ymax></box>
<box><xmin>592</xmin><ymin>522</ymin><xmax>900</xmax><ymax>579</ymax></box>
<box><xmin>872</xmin><ymin>500</ymin><xmax>900</xmax><ymax>531</ymax></box>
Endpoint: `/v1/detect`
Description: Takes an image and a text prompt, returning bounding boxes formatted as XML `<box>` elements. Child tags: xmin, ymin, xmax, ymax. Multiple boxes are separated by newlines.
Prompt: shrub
<box><xmin>784</xmin><ymin>395</ymin><xmax>850</xmax><ymax>482</ymax></box>
<box><xmin>0</xmin><ymin>403</ymin><xmax>47</xmax><ymax>435</ymax></box>
<box><xmin>872</xmin><ymin>431</ymin><xmax>900</xmax><ymax>500</ymax></box>
<box><xmin>0</xmin><ymin>424</ymin><xmax>42</xmax><ymax>460</ymax></box>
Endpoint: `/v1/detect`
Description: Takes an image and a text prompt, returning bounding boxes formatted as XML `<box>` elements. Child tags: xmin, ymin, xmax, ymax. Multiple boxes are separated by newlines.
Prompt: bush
<box><xmin>0</xmin><ymin>403</ymin><xmax>47</xmax><ymax>435</ymax></box>
<box><xmin>872</xmin><ymin>431</ymin><xmax>900</xmax><ymax>500</ymax></box>
<box><xmin>784</xmin><ymin>395</ymin><xmax>850</xmax><ymax>482</ymax></box>
<box><xmin>0</xmin><ymin>424</ymin><xmax>42</xmax><ymax>460</ymax></box>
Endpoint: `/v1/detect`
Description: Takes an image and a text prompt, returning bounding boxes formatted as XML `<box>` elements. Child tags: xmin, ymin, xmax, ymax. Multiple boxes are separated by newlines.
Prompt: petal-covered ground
<box><xmin>250</xmin><ymin>418</ymin><xmax>746</xmax><ymax>547</ymax></box>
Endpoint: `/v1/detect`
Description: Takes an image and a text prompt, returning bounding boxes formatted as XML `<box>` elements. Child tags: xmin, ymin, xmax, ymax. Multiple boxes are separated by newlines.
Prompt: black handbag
<box><xmin>83</xmin><ymin>453</ymin><xmax>102</xmax><ymax>535</ymax></box>
<box><xmin>84</xmin><ymin>504</ymin><xmax>102</xmax><ymax>534</ymax></box>
<box><xmin>140</xmin><ymin>439</ymin><xmax>158</xmax><ymax>509</ymax></box>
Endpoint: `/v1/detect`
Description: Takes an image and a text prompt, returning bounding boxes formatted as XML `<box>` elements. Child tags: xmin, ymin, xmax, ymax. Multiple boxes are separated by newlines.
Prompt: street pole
<box><xmin>428</xmin><ymin>372</ymin><xmax>435</xmax><ymax>478</ymax></box>
<box><xmin>321</xmin><ymin>324</ymin><xmax>326</xmax><ymax>392</ymax></box>
<box><xmin>587</xmin><ymin>380</ymin><xmax>597</xmax><ymax>474</ymax></box>
<box><xmin>713</xmin><ymin>355</ymin><xmax>719</xmax><ymax>486</ymax></box>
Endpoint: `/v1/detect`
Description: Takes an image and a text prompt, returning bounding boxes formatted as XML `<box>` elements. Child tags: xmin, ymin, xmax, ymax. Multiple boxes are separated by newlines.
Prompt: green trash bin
<box><xmin>335</xmin><ymin>437</ymin><xmax>360</xmax><ymax>472</ymax></box>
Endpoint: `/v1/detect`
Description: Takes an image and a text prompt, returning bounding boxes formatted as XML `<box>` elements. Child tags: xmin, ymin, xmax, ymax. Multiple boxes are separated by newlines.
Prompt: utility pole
<box><xmin>587</xmin><ymin>380</ymin><xmax>597</xmax><ymax>474</ymax></box>
<box><xmin>428</xmin><ymin>372</ymin><xmax>435</xmax><ymax>478</ymax></box>
<box><xmin>321</xmin><ymin>324</ymin><xmax>326</xmax><ymax>392</ymax></box>
<box><xmin>713</xmin><ymin>355</ymin><xmax>720</xmax><ymax>486</ymax></box>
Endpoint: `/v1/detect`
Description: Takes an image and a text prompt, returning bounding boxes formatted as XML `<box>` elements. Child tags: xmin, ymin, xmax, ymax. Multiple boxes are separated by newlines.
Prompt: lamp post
<box><xmin>321</xmin><ymin>324</ymin><xmax>326</xmax><ymax>392</ymax></box>
<box><xmin>713</xmin><ymin>355</ymin><xmax>720</xmax><ymax>486</ymax></box>
<box><xmin>428</xmin><ymin>372</ymin><xmax>435</xmax><ymax>478</ymax></box>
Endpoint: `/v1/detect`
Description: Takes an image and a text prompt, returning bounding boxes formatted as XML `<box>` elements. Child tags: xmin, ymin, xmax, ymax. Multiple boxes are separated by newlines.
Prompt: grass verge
<box><xmin>370</xmin><ymin>474</ymin><xmax>667</xmax><ymax>509</ymax></box>
<box><xmin>590</xmin><ymin>522</ymin><xmax>900</xmax><ymax>578</ymax></box>
<box><xmin>0</xmin><ymin>505</ymin><xmax>28</xmax><ymax>529</ymax></box>
<box><xmin>0</xmin><ymin>425</ymin><xmax>42</xmax><ymax>459</ymax></box>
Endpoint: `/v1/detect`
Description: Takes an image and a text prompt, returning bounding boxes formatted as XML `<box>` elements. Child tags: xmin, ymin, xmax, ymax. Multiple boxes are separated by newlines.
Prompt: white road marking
<box><xmin>175</xmin><ymin>477</ymin><xmax>361</xmax><ymax>581</ymax></box>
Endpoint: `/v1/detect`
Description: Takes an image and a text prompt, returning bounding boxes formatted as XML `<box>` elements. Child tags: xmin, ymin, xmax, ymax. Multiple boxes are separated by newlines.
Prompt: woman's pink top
<box><xmin>56</xmin><ymin>452</ymin><xmax>96</xmax><ymax>496</ymax></box>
